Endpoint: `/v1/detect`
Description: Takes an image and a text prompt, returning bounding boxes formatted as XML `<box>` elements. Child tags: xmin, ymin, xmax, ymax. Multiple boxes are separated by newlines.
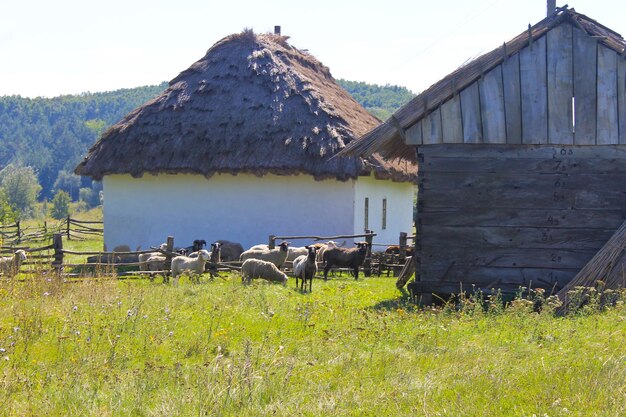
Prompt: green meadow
<box><xmin>1</xmin><ymin>211</ymin><xmax>625</xmax><ymax>416</ymax></box>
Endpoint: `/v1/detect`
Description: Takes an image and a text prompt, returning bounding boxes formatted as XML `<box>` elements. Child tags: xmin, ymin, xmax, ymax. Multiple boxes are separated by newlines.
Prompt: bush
<box><xmin>50</xmin><ymin>190</ymin><xmax>71</xmax><ymax>220</ymax></box>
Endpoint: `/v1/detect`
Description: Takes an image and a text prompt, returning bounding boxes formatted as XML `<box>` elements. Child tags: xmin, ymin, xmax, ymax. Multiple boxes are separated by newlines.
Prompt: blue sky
<box><xmin>1</xmin><ymin>0</ymin><xmax>624</xmax><ymax>98</ymax></box>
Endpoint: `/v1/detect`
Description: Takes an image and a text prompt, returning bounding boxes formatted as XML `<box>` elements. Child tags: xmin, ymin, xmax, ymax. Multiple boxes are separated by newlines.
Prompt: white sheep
<box><xmin>241</xmin><ymin>259</ymin><xmax>288</xmax><ymax>285</ymax></box>
<box><xmin>314</xmin><ymin>241</ymin><xmax>340</xmax><ymax>265</ymax></box>
<box><xmin>239</xmin><ymin>242</ymin><xmax>290</xmax><ymax>269</ymax></box>
<box><xmin>146</xmin><ymin>255</ymin><xmax>166</xmax><ymax>272</ymax></box>
<box><xmin>138</xmin><ymin>243</ymin><xmax>167</xmax><ymax>271</ymax></box>
<box><xmin>170</xmin><ymin>249</ymin><xmax>211</xmax><ymax>285</ymax></box>
<box><xmin>0</xmin><ymin>250</ymin><xmax>27</xmax><ymax>277</ymax></box>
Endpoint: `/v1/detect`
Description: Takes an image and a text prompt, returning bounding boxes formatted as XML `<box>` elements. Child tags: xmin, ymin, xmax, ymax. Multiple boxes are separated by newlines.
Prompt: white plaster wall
<box><xmin>103</xmin><ymin>173</ymin><xmax>356</xmax><ymax>251</ymax></box>
<box><xmin>353</xmin><ymin>175</ymin><xmax>415</xmax><ymax>247</ymax></box>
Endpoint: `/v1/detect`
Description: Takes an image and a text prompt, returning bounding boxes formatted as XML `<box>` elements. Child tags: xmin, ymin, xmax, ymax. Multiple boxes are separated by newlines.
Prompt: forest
<box><xmin>0</xmin><ymin>80</ymin><xmax>414</xmax><ymax>202</ymax></box>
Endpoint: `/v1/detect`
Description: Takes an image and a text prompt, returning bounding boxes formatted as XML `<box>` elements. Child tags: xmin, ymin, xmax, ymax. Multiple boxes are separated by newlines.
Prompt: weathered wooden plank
<box><xmin>420</xmin><ymin>156</ymin><xmax>626</xmax><ymax>175</ymax></box>
<box><xmin>422</xmin><ymin>108</ymin><xmax>442</xmax><ymax>144</ymax></box>
<box><xmin>440</xmin><ymin>94</ymin><xmax>463</xmax><ymax>143</ymax></box>
<box><xmin>423</xmin><ymin>181</ymin><xmax>626</xmax><ymax>210</ymax></box>
<box><xmin>502</xmin><ymin>53</ymin><xmax>522</xmax><ymax>143</ymax></box>
<box><xmin>547</xmin><ymin>24</ymin><xmax>574</xmax><ymax>144</ymax></box>
<box><xmin>418</xmin><ymin>143</ymin><xmax>626</xmax><ymax>159</ymax></box>
<box><xmin>619</xmin><ymin>57</ymin><xmax>626</xmax><ymax>144</ymax></box>
<box><xmin>460</xmin><ymin>82</ymin><xmax>482</xmax><ymax>143</ymax></box>
<box><xmin>573</xmin><ymin>27</ymin><xmax>597</xmax><ymax>144</ymax></box>
<box><xmin>479</xmin><ymin>65</ymin><xmax>506</xmax><ymax>143</ymax></box>
<box><xmin>405</xmin><ymin>120</ymin><xmax>422</xmax><ymax>145</ymax></box>
<box><xmin>597</xmin><ymin>45</ymin><xmax>619</xmax><ymax>144</ymax></box>
<box><xmin>418</xmin><ymin>267</ymin><xmax>577</xmax><ymax>294</ymax></box>
<box><xmin>422</xmin><ymin>246</ymin><xmax>596</xmax><ymax>270</ymax></box>
<box><xmin>418</xmin><ymin>208</ymin><xmax>626</xmax><ymax>229</ymax></box>
<box><xmin>420</xmin><ymin>225</ymin><xmax>615</xmax><ymax>251</ymax></box>
<box><xmin>520</xmin><ymin>35</ymin><xmax>548</xmax><ymax>144</ymax></box>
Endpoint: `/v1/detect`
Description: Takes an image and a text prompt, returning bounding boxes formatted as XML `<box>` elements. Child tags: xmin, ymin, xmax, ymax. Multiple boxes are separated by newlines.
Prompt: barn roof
<box><xmin>74</xmin><ymin>29</ymin><xmax>415</xmax><ymax>182</ymax></box>
<box><xmin>339</xmin><ymin>7</ymin><xmax>626</xmax><ymax>162</ymax></box>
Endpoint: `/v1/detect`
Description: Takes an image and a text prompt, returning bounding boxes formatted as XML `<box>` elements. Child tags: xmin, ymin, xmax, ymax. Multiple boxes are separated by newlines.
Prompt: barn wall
<box><xmin>414</xmin><ymin>144</ymin><xmax>626</xmax><ymax>295</ymax></box>
<box><xmin>406</xmin><ymin>23</ymin><xmax>626</xmax><ymax>147</ymax></box>
<box><xmin>353</xmin><ymin>175</ymin><xmax>415</xmax><ymax>245</ymax></box>
<box><xmin>102</xmin><ymin>173</ymin><xmax>356</xmax><ymax>251</ymax></box>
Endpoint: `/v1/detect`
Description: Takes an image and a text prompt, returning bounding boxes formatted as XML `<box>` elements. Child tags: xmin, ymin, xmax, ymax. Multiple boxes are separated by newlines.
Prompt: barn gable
<box><xmin>341</xmin><ymin>7</ymin><xmax>626</xmax><ymax>161</ymax></box>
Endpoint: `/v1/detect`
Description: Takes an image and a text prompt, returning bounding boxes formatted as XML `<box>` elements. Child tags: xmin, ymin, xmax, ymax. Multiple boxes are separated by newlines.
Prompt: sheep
<box><xmin>384</xmin><ymin>245</ymin><xmax>415</xmax><ymax>258</ymax></box>
<box><xmin>246</xmin><ymin>243</ymin><xmax>304</xmax><ymax>262</ymax></box>
<box><xmin>145</xmin><ymin>255</ymin><xmax>166</xmax><ymax>272</ymax></box>
<box><xmin>293</xmin><ymin>246</ymin><xmax>318</xmax><ymax>292</ymax></box>
<box><xmin>170</xmin><ymin>249</ymin><xmax>211</xmax><ymax>285</ymax></box>
<box><xmin>241</xmin><ymin>259</ymin><xmax>288</xmax><ymax>285</ymax></box>
<box><xmin>286</xmin><ymin>246</ymin><xmax>309</xmax><ymax>262</ymax></box>
<box><xmin>0</xmin><ymin>250</ymin><xmax>27</xmax><ymax>277</ymax></box>
<box><xmin>239</xmin><ymin>242</ymin><xmax>290</xmax><ymax>269</ymax></box>
<box><xmin>323</xmin><ymin>242</ymin><xmax>370</xmax><ymax>281</ymax></box>
<box><xmin>138</xmin><ymin>243</ymin><xmax>167</xmax><ymax>271</ymax></box>
<box><xmin>314</xmin><ymin>241</ymin><xmax>341</xmax><ymax>264</ymax></box>
<box><xmin>215</xmin><ymin>240</ymin><xmax>244</xmax><ymax>262</ymax></box>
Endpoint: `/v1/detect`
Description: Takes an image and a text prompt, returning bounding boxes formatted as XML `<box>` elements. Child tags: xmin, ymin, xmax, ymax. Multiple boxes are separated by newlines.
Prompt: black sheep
<box><xmin>322</xmin><ymin>242</ymin><xmax>370</xmax><ymax>280</ymax></box>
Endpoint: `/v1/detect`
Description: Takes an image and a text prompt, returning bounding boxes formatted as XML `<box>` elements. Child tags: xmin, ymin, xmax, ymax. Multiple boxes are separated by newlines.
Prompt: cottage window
<box><xmin>382</xmin><ymin>198</ymin><xmax>387</xmax><ymax>230</ymax></box>
<box><xmin>364</xmin><ymin>197</ymin><xmax>369</xmax><ymax>230</ymax></box>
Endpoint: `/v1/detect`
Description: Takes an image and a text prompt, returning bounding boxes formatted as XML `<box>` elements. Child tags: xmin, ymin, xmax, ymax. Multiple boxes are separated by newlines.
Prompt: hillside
<box><xmin>0</xmin><ymin>80</ymin><xmax>413</xmax><ymax>199</ymax></box>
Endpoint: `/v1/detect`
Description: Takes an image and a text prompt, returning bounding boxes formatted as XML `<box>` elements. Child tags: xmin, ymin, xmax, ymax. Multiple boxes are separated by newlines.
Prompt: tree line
<box><xmin>0</xmin><ymin>80</ymin><xmax>414</xmax><ymax>220</ymax></box>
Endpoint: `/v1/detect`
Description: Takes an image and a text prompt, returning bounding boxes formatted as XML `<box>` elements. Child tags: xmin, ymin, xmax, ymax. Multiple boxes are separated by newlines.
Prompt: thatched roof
<box><xmin>339</xmin><ymin>6</ymin><xmax>626</xmax><ymax>162</ymax></box>
<box><xmin>75</xmin><ymin>30</ymin><xmax>415</xmax><ymax>182</ymax></box>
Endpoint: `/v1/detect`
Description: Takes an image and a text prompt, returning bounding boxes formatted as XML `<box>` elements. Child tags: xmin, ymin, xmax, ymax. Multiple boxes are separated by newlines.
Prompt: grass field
<box><xmin>1</xmin><ymin>209</ymin><xmax>626</xmax><ymax>416</ymax></box>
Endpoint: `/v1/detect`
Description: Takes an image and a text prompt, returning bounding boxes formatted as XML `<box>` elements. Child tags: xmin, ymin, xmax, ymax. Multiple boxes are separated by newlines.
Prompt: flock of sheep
<box><xmin>0</xmin><ymin>238</ymin><xmax>377</xmax><ymax>293</ymax></box>
<box><xmin>139</xmin><ymin>239</ymin><xmax>372</xmax><ymax>293</ymax></box>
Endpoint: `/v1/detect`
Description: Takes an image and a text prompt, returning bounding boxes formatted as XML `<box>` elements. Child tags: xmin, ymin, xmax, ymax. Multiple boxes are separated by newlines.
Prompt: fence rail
<box><xmin>0</xmin><ymin>226</ymin><xmax>415</xmax><ymax>280</ymax></box>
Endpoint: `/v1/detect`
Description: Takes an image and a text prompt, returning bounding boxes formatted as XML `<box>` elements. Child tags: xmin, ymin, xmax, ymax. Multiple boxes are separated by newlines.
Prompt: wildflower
<box><xmin>72</xmin><ymin>306</ymin><xmax>78</xmax><ymax>312</ymax></box>
<box><xmin>3</xmin><ymin>356</ymin><xmax>8</xmax><ymax>361</ymax></box>
<box><xmin>127</xmin><ymin>309</ymin><xmax>134</xmax><ymax>317</ymax></box>
<box><xmin>75</xmin><ymin>331</ymin><xmax>80</xmax><ymax>336</ymax></box>
<box><xmin>169</xmin><ymin>331</ymin><xmax>174</xmax><ymax>337</ymax></box>
<box><xmin>43</xmin><ymin>292</ymin><xmax>50</xmax><ymax>296</ymax></box>
<box><xmin>86</xmin><ymin>337</ymin><xmax>91</xmax><ymax>343</ymax></box>
<box><xmin>13</xmin><ymin>327</ymin><xmax>19</xmax><ymax>332</ymax></box>
<box><xmin>0</xmin><ymin>348</ymin><xmax>5</xmax><ymax>353</ymax></box>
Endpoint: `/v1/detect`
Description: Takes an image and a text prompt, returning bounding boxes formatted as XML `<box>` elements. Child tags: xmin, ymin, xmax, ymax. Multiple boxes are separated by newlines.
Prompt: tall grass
<box><xmin>1</xmin><ymin>270</ymin><xmax>626</xmax><ymax>416</ymax></box>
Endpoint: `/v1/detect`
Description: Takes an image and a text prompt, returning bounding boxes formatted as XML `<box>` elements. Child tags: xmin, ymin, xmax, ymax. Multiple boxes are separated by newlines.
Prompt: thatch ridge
<box><xmin>339</xmin><ymin>7</ymin><xmax>626</xmax><ymax>162</ymax></box>
<box><xmin>75</xmin><ymin>30</ymin><xmax>415</xmax><ymax>183</ymax></box>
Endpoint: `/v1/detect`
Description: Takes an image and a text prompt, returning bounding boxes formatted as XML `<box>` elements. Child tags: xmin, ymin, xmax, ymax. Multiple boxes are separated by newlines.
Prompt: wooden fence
<box><xmin>0</xmin><ymin>229</ymin><xmax>415</xmax><ymax>281</ymax></box>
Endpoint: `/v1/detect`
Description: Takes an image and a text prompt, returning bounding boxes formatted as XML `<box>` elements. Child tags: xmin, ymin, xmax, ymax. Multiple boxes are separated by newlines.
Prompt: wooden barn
<box><xmin>74</xmin><ymin>29</ymin><xmax>416</xmax><ymax>251</ymax></box>
<box><xmin>341</xmin><ymin>7</ymin><xmax>626</xmax><ymax>301</ymax></box>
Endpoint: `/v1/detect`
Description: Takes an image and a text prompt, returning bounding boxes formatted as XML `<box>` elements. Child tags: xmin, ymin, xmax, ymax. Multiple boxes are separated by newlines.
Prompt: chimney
<box><xmin>274</xmin><ymin>25</ymin><xmax>281</xmax><ymax>36</ymax></box>
<box><xmin>547</xmin><ymin>0</ymin><xmax>556</xmax><ymax>16</ymax></box>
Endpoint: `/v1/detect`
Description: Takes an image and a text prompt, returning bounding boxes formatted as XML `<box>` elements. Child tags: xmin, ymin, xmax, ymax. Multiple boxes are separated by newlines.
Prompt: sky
<box><xmin>1</xmin><ymin>0</ymin><xmax>625</xmax><ymax>98</ymax></box>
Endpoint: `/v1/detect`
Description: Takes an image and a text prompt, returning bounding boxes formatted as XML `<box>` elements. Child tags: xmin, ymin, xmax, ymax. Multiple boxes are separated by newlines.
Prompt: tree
<box><xmin>53</xmin><ymin>170</ymin><xmax>81</xmax><ymax>200</ymax></box>
<box><xmin>50</xmin><ymin>190</ymin><xmax>71</xmax><ymax>220</ymax></box>
<box><xmin>0</xmin><ymin>165</ymin><xmax>42</xmax><ymax>219</ymax></box>
<box><xmin>0</xmin><ymin>189</ymin><xmax>16</xmax><ymax>224</ymax></box>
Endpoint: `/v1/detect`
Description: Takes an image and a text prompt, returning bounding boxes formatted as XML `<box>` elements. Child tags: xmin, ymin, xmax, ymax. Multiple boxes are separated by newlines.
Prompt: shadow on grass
<box><xmin>369</xmin><ymin>287</ymin><xmax>415</xmax><ymax>311</ymax></box>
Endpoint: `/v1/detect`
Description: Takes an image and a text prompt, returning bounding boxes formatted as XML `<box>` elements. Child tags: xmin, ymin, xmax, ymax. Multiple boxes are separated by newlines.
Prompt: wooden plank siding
<box><xmin>618</xmin><ymin>58</ymin><xmax>626</xmax><ymax>144</ymax></box>
<box><xmin>403</xmin><ymin>23</ymin><xmax>626</xmax><ymax>147</ymax></box>
<box><xmin>573</xmin><ymin>27</ymin><xmax>597</xmax><ymax>144</ymax></box>
<box><xmin>460</xmin><ymin>82</ymin><xmax>482</xmax><ymax>143</ymax></box>
<box><xmin>479</xmin><ymin>65</ymin><xmax>506</xmax><ymax>143</ymax></box>
<box><xmin>547</xmin><ymin>24</ymin><xmax>574</xmax><ymax>144</ymax></box>
<box><xmin>422</xmin><ymin>108</ymin><xmax>443</xmax><ymax>144</ymax></box>
<box><xmin>597</xmin><ymin>45</ymin><xmax>619</xmax><ymax>144</ymax></box>
<box><xmin>414</xmin><ymin>144</ymin><xmax>626</xmax><ymax>297</ymax></box>
<box><xmin>520</xmin><ymin>36</ymin><xmax>548</xmax><ymax>144</ymax></box>
<box><xmin>440</xmin><ymin>94</ymin><xmax>463</xmax><ymax>143</ymax></box>
<box><xmin>502</xmin><ymin>53</ymin><xmax>522</xmax><ymax>144</ymax></box>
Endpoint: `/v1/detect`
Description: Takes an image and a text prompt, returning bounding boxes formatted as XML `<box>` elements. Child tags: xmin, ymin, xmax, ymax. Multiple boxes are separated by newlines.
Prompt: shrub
<box><xmin>50</xmin><ymin>190</ymin><xmax>71</xmax><ymax>219</ymax></box>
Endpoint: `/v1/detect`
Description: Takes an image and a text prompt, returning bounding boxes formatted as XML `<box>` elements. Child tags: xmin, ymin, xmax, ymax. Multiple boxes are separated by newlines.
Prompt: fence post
<box><xmin>268</xmin><ymin>235</ymin><xmax>276</xmax><ymax>249</ymax></box>
<box><xmin>66</xmin><ymin>216</ymin><xmax>71</xmax><ymax>240</ymax></box>
<box><xmin>364</xmin><ymin>230</ymin><xmax>374</xmax><ymax>277</ymax></box>
<box><xmin>16</xmin><ymin>221</ymin><xmax>21</xmax><ymax>241</ymax></box>
<box><xmin>399</xmin><ymin>232</ymin><xmax>408</xmax><ymax>259</ymax></box>
<box><xmin>52</xmin><ymin>233</ymin><xmax>63</xmax><ymax>272</ymax></box>
<box><xmin>164</xmin><ymin>236</ymin><xmax>174</xmax><ymax>282</ymax></box>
